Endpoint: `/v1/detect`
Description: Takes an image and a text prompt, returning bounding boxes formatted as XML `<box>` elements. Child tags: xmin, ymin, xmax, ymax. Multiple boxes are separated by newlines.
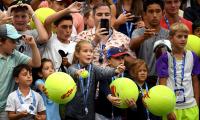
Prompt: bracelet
<box><xmin>31</xmin><ymin>13</ymin><xmax>35</xmax><ymax>19</ymax></box>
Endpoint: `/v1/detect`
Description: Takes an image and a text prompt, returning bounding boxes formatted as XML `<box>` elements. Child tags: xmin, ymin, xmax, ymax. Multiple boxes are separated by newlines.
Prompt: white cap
<box><xmin>153</xmin><ymin>39</ymin><xmax>172</xmax><ymax>52</ymax></box>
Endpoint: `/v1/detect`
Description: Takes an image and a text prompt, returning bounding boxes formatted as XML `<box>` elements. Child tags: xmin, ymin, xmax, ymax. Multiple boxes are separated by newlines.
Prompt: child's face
<box><xmin>108</xmin><ymin>56</ymin><xmax>124</xmax><ymax>68</ymax></box>
<box><xmin>11</xmin><ymin>11</ymin><xmax>30</xmax><ymax>31</ymax></box>
<box><xmin>15</xmin><ymin>68</ymin><xmax>33</xmax><ymax>87</ymax></box>
<box><xmin>135</xmin><ymin>64</ymin><xmax>148</xmax><ymax>83</ymax></box>
<box><xmin>0</xmin><ymin>39</ymin><xmax>16</xmax><ymax>56</ymax></box>
<box><xmin>76</xmin><ymin>43</ymin><xmax>93</xmax><ymax>65</ymax></box>
<box><xmin>170</xmin><ymin>31</ymin><xmax>188</xmax><ymax>50</ymax></box>
<box><xmin>40</xmin><ymin>61</ymin><xmax>55</xmax><ymax>79</ymax></box>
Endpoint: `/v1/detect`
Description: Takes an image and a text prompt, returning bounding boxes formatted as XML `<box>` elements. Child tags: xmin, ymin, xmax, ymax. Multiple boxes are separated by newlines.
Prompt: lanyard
<box><xmin>172</xmin><ymin>53</ymin><xmax>186</xmax><ymax>86</ymax></box>
<box><xmin>164</xmin><ymin>16</ymin><xmax>170</xmax><ymax>30</ymax></box>
<box><xmin>77</xmin><ymin>64</ymin><xmax>92</xmax><ymax>114</ymax></box>
<box><xmin>138</xmin><ymin>82</ymin><xmax>150</xmax><ymax>120</ymax></box>
<box><xmin>16</xmin><ymin>89</ymin><xmax>36</xmax><ymax>107</ymax></box>
<box><xmin>122</xmin><ymin>5</ymin><xmax>133</xmax><ymax>38</ymax></box>
<box><xmin>99</xmin><ymin>29</ymin><xmax>113</xmax><ymax>64</ymax></box>
<box><xmin>111</xmin><ymin>72</ymin><xmax>124</xmax><ymax>81</ymax></box>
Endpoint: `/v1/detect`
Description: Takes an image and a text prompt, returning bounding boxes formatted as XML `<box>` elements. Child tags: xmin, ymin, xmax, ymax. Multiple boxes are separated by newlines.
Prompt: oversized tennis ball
<box><xmin>80</xmin><ymin>70</ymin><xmax>89</xmax><ymax>78</ymax></box>
<box><xmin>186</xmin><ymin>35</ymin><xmax>200</xmax><ymax>57</ymax></box>
<box><xmin>30</xmin><ymin>8</ymin><xmax>56</xmax><ymax>29</ymax></box>
<box><xmin>110</xmin><ymin>77</ymin><xmax>139</xmax><ymax>108</ymax></box>
<box><xmin>143</xmin><ymin>85</ymin><xmax>176</xmax><ymax>116</ymax></box>
<box><xmin>45</xmin><ymin>72</ymin><xmax>77</xmax><ymax>104</ymax></box>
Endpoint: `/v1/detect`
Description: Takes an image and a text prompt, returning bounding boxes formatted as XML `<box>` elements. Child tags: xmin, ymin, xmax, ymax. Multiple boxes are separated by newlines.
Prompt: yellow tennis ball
<box><xmin>143</xmin><ymin>85</ymin><xmax>176</xmax><ymax>116</ymax></box>
<box><xmin>80</xmin><ymin>70</ymin><xmax>89</xmax><ymax>78</ymax></box>
<box><xmin>45</xmin><ymin>72</ymin><xmax>77</xmax><ymax>104</ymax></box>
<box><xmin>110</xmin><ymin>77</ymin><xmax>139</xmax><ymax>108</ymax></box>
<box><xmin>30</xmin><ymin>8</ymin><xmax>56</xmax><ymax>29</ymax></box>
<box><xmin>186</xmin><ymin>35</ymin><xmax>200</xmax><ymax>57</ymax></box>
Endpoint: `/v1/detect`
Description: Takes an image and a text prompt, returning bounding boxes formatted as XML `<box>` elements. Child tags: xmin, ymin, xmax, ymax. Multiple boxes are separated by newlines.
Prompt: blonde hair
<box><xmin>169</xmin><ymin>23</ymin><xmax>189</xmax><ymax>37</ymax></box>
<box><xmin>72</xmin><ymin>40</ymin><xmax>92</xmax><ymax>64</ymax></box>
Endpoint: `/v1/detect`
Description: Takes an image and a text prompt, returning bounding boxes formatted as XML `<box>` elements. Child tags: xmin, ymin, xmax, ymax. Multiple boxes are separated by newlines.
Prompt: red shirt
<box><xmin>160</xmin><ymin>16</ymin><xmax>193</xmax><ymax>33</ymax></box>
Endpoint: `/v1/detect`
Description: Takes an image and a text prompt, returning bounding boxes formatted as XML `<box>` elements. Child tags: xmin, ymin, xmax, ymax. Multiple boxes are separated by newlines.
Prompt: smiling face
<box><xmin>15</xmin><ymin>68</ymin><xmax>33</xmax><ymax>87</ymax></box>
<box><xmin>11</xmin><ymin>11</ymin><xmax>30</xmax><ymax>31</ymax></box>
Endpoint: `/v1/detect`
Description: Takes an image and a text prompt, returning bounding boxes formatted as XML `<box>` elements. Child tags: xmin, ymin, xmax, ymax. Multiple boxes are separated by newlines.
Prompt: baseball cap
<box><xmin>106</xmin><ymin>47</ymin><xmax>129</xmax><ymax>59</ymax></box>
<box><xmin>153</xmin><ymin>39</ymin><xmax>172</xmax><ymax>52</ymax></box>
<box><xmin>0</xmin><ymin>24</ymin><xmax>22</xmax><ymax>41</ymax></box>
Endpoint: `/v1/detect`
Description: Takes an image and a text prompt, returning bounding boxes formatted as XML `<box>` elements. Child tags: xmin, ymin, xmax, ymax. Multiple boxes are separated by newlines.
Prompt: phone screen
<box><xmin>100</xmin><ymin>19</ymin><xmax>109</xmax><ymax>35</ymax></box>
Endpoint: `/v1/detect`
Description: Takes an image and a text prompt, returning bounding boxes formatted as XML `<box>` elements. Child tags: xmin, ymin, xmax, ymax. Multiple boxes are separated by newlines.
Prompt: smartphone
<box><xmin>131</xmin><ymin>16</ymin><xmax>142</xmax><ymax>23</ymax></box>
<box><xmin>100</xmin><ymin>19</ymin><xmax>109</xmax><ymax>35</ymax></box>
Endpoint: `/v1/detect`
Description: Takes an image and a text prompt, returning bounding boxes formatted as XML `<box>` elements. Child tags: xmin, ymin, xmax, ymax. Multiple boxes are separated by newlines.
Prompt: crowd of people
<box><xmin>0</xmin><ymin>0</ymin><xmax>199</xmax><ymax>120</ymax></box>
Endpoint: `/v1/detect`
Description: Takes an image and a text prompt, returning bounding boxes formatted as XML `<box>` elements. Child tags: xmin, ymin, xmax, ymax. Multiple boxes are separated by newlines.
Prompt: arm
<box><xmin>25</xmin><ymin>4</ymin><xmax>49</xmax><ymax>44</ymax></box>
<box><xmin>30</xmin><ymin>0</ymin><xmax>43</xmax><ymax>11</ymax></box>
<box><xmin>130</xmin><ymin>35</ymin><xmax>145</xmax><ymax>50</ymax></box>
<box><xmin>192</xmin><ymin>75</ymin><xmax>199</xmax><ymax>106</ymax></box>
<box><xmin>44</xmin><ymin>2</ymin><xmax>82</xmax><ymax>39</ymax></box>
<box><xmin>24</xmin><ymin>35</ymin><xmax>41</xmax><ymax>67</ymax></box>
<box><xmin>8</xmin><ymin>111</ymin><xmax>28</xmax><ymax>120</ymax></box>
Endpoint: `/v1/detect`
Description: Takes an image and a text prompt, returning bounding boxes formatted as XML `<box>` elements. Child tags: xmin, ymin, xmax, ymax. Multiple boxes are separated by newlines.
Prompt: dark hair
<box><xmin>54</xmin><ymin>14</ymin><xmax>73</xmax><ymax>26</ymax></box>
<box><xmin>192</xmin><ymin>19</ymin><xmax>200</xmax><ymax>33</ymax></box>
<box><xmin>13</xmin><ymin>64</ymin><xmax>32</xmax><ymax>77</ymax></box>
<box><xmin>32</xmin><ymin>58</ymin><xmax>54</xmax><ymax>80</ymax></box>
<box><xmin>93</xmin><ymin>2</ymin><xmax>111</xmax><ymax>15</ymax></box>
<box><xmin>116</xmin><ymin>0</ymin><xmax>143</xmax><ymax>17</ymax></box>
<box><xmin>143</xmin><ymin>0</ymin><xmax>164</xmax><ymax>12</ymax></box>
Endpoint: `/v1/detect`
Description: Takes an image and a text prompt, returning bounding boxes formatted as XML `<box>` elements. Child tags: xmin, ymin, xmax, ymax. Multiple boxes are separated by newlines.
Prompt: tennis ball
<box><xmin>110</xmin><ymin>77</ymin><xmax>139</xmax><ymax>108</ymax></box>
<box><xmin>143</xmin><ymin>85</ymin><xmax>176</xmax><ymax>116</ymax></box>
<box><xmin>80</xmin><ymin>70</ymin><xmax>89</xmax><ymax>78</ymax></box>
<box><xmin>30</xmin><ymin>8</ymin><xmax>56</xmax><ymax>29</ymax></box>
<box><xmin>45</xmin><ymin>72</ymin><xmax>77</xmax><ymax>104</ymax></box>
<box><xmin>186</xmin><ymin>35</ymin><xmax>200</xmax><ymax>57</ymax></box>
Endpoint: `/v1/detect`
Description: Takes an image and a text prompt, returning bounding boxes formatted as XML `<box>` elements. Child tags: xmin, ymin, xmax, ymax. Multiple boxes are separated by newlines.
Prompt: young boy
<box><xmin>5</xmin><ymin>64</ymin><xmax>46</xmax><ymax>120</ymax></box>
<box><xmin>7</xmin><ymin>3</ymin><xmax>48</xmax><ymax>56</ymax></box>
<box><xmin>156</xmin><ymin>23</ymin><xmax>199</xmax><ymax>120</ymax></box>
<box><xmin>95</xmin><ymin>47</ymin><xmax>128</xmax><ymax>120</ymax></box>
<box><xmin>0</xmin><ymin>24</ymin><xmax>41</xmax><ymax>119</ymax></box>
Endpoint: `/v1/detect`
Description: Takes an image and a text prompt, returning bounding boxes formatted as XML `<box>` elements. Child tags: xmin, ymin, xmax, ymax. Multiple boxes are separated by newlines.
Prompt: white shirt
<box><xmin>5</xmin><ymin>88</ymin><xmax>46</xmax><ymax>114</ymax></box>
<box><xmin>42</xmin><ymin>34</ymin><xmax>76</xmax><ymax>71</ymax></box>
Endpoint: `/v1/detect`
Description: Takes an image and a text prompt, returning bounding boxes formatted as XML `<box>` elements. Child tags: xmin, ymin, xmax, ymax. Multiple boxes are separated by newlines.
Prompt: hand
<box><xmin>21</xmin><ymin>4</ymin><xmax>34</xmax><ymax>15</ymax></box>
<box><xmin>107</xmin><ymin>94</ymin><xmax>121</xmax><ymax>107</ymax></box>
<box><xmin>75</xmin><ymin>69</ymin><xmax>85</xmax><ymax>77</ymax></box>
<box><xmin>35</xmin><ymin>114</ymin><xmax>46</xmax><ymax>120</ymax></box>
<box><xmin>66</xmin><ymin>1</ymin><xmax>82</xmax><ymax>13</ymax></box>
<box><xmin>117</xmin><ymin>13</ymin><xmax>134</xmax><ymax>24</ymax></box>
<box><xmin>136</xmin><ymin>20</ymin><xmax>145</xmax><ymax>29</ymax></box>
<box><xmin>94</xmin><ymin>23</ymin><xmax>109</xmax><ymax>44</ymax></box>
<box><xmin>143</xmin><ymin>28</ymin><xmax>157</xmax><ymax>40</ymax></box>
<box><xmin>167</xmin><ymin>112</ymin><xmax>176</xmax><ymax>120</ymax></box>
<box><xmin>22</xmin><ymin>35</ymin><xmax>36</xmax><ymax>48</ymax></box>
<box><xmin>0</xmin><ymin>11</ymin><xmax>13</xmax><ymax>25</ymax></box>
<box><xmin>115</xmin><ymin>64</ymin><xmax>126</xmax><ymax>74</ymax></box>
<box><xmin>125</xmin><ymin>98</ymin><xmax>137</xmax><ymax>108</ymax></box>
<box><xmin>62</xmin><ymin>57</ymin><xmax>71</xmax><ymax>68</ymax></box>
<box><xmin>18</xmin><ymin>111</ymin><xmax>28</xmax><ymax>118</ymax></box>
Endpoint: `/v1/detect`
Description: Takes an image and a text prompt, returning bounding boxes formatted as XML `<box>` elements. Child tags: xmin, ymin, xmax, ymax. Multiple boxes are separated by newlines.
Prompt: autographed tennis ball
<box><xmin>80</xmin><ymin>70</ymin><xmax>89</xmax><ymax>78</ymax></box>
